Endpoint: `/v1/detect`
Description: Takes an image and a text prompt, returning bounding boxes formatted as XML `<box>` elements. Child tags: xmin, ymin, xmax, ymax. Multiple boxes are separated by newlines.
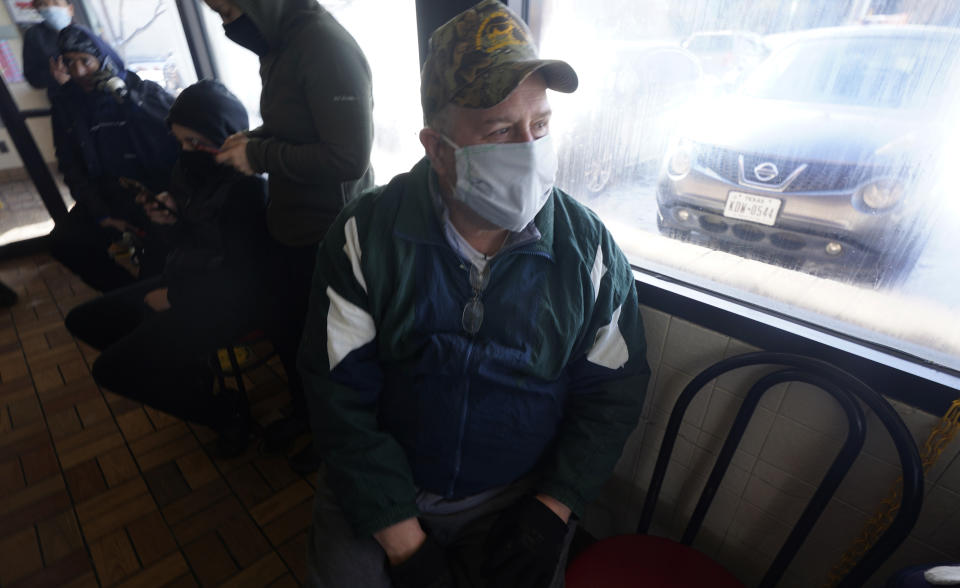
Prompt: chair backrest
<box><xmin>637</xmin><ymin>351</ymin><xmax>924</xmax><ymax>588</ymax></box>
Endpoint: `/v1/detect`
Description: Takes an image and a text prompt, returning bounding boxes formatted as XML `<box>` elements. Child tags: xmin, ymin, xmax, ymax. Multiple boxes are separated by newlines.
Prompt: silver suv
<box><xmin>657</xmin><ymin>26</ymin><xmax>960</xmax><ymax>282</ymax></box>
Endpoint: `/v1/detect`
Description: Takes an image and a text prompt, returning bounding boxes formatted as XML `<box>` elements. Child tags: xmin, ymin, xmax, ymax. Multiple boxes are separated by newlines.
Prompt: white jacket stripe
<box><xmin>587</xmin><ymin>304</ymin><xmax>629</xmax><ymax>369</ymax></box>
<box><xmin>326</xmin><ymin>286</ymin><xmax>376</xmax><ymax>371</ymax></box>
<box><xmin>590</xmin><ymin>243</ymin><xmax>606</xmax><ymax>303</ymax></box>
<box><xmin>343</xmin><ymin>216</ymin><xmax>367</xmax><ymax>294</ymax></box>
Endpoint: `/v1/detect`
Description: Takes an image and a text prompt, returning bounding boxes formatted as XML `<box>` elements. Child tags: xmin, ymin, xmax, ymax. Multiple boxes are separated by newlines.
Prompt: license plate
<box><xmin>723</xmin><ymin>191</ymin><xmax>782</xmax><ymax>226</ymax></box>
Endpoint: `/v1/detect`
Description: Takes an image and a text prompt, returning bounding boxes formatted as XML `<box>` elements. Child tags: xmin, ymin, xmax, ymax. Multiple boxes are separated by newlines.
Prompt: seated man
<box><xmin>50</xmin><ymin>24</ymin><xmax>178</xmax><ymax>292</ymax></box>
<box><xmin>65</xmin><ymin>80</ymin><xmax>276</xmax><ymax>455</ymax></box>
<box><xmin>298</xmin><ymin>1</ymin><xmax>650</xmax><ymax>586</ymax></box>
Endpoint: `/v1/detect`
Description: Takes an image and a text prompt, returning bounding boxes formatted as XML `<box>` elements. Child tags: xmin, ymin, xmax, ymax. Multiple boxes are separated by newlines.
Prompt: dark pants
<box><xmin>269</xmin><ymin>242</ymin><xmax>316</xmax><ymax>419</ymax></box>
<box><xmin>305</xmin><ymin>468</ymin><xmax>575</xmax><ymax>587</ymax></box>
<box><xmin>65</xmin><ymin>277</ymin><xmax>257</xmax><ymax>427</ymax></box>
<box><xmin>51</xmin><ymin>205</ymin><xmax>166</xmax><ymax>293</ymax></box>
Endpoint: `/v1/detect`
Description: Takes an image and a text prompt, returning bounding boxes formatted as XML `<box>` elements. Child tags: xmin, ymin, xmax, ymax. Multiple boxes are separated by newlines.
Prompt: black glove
<box><xmin>482</xmin><ymin>495</ymin><xmax>570</xmax><ymax>588</ymax></box>
<box><xmin>388</xmin><ymin>534</ymin><xmax>456</xmax><ymax>588</ymax></box>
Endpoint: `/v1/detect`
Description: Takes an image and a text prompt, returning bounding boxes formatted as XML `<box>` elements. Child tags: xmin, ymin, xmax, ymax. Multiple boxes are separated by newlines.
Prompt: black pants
<box><xmin>268</xmin><ymin>242</ymin><xmax>316</xmax><ymax>420</ymax></box>
<box><xmin>65</xmin><ymin>277</ymin><xmax>258</xmax><ymax>427</ymax></box>
<box><xmin>51</xmin><ymin>205</ymin><xmax>167</xmax><ymax>293</ymax></box>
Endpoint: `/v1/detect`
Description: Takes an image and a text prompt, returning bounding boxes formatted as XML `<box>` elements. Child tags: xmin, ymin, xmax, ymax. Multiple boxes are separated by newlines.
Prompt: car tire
<box><xmin>585</xmin><ymin>157</ymin><xmax>613</xmax><ymax>193</ymax></box>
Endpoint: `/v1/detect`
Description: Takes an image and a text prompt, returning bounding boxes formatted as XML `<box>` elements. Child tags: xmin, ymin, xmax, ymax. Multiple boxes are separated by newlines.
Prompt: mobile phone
<box><xmin>118</xmin><ymin>177</ymin><xmax>177</xmax><ymax>218</ymax></box>
<box><xmin>144</xmin><ymin>191</ymin><xmax>177</xmax><ymax>217</ymax></box>
<box><xmin>186</xmin><ymin>136</ymin><xmax>221</xmax><ymax>155</ymax></box>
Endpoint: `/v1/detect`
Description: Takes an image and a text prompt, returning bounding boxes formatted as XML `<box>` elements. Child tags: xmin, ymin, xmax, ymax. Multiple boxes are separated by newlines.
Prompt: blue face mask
<box><xmin>38</xmin><ymin>6</ymin><xmax>72</xmax><ymax>31</ymax></box>
<box><xmin>223</xmin><ymin>14</ymin><xmax>270</xmax><ymax>57</ymax></box>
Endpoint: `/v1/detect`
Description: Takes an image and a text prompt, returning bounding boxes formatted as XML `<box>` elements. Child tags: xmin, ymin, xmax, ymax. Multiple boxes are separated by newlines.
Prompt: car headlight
<box><xmin>857</xmin><ymin>179</ymin><xmax>904</xmax><ymax>211</ymax></box>
<box><xmin>667</xmin><ymin>139</ymin><xmax>695</xmax><ymax>178</ymax></box>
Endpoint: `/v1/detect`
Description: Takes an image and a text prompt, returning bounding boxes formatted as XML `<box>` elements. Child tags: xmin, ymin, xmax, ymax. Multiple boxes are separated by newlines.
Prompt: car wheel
<box><xmin>585</xmin><ymin>156</ymin><xmax>613</xmax><ymax>193</ymax></box>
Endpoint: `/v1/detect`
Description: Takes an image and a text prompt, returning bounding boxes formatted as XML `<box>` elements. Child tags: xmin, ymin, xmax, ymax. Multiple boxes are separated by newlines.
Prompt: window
<box><xmin>198</xmin><ymin>5</ymin><xmax>262</xmax><ymax>125</ymax></box>
<box><xmin>79</xmin><ymin>0</ymin><xmax>198</xmax><ymax>94</ymax></box>
<box><xmin>322</xmin><ymin>0</ymin><xmax>423</xmax><ymax>181</ymax></box>
<box><xmin>537</xmin><ymin>0</ymin><xmax>960</xmax><ymax>373</ymax></box>
<box><xmin>200</xmin><ymin>0</ymin><xmax>423</xmax><ymax>182</ymax></box>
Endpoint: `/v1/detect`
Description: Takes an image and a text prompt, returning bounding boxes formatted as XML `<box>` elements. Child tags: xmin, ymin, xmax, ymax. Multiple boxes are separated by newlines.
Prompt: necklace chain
<box><xmin>484</xmin><ymin>231</ymin><xmax>510</xmax><ymax>260</ymax></box>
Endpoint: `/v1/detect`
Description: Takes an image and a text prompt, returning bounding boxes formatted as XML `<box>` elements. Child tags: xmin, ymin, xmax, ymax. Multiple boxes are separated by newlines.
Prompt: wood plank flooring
<box><xmin>0</xmin><ymin>254</ymin><xmax>312</xmax><ymax>587</ymax></box>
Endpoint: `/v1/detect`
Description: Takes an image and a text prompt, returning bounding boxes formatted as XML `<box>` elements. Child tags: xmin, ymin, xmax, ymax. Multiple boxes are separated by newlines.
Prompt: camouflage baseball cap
<box><xmin>421</xmin><ymin>0</ymin><xmax>578</xmax><ymax>121</ymax></box>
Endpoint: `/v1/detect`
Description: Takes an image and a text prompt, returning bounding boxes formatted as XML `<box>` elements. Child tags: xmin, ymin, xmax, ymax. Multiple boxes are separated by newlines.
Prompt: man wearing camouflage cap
<box><xmin>299</xmin><ymin>1</ymin><xmax>649</xmax><ymax>586</ymax></box>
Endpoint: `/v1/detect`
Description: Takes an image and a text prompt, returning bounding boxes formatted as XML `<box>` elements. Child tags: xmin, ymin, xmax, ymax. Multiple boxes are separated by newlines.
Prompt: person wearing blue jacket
<box><xmin>298</xmin><ymin>2</ymin><xmax>650</xmax><ymax>587</ymax></box>
<box><xmin>49</xmin><ymin>25</ymin><xmax>178</xmax><ymax>292</ymax></box>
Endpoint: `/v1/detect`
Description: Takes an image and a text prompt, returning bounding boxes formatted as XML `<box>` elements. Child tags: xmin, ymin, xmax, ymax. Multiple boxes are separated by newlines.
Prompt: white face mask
<box><xmin>38</xmin><ymin>6</ymin><xmax>72</xmax><ymax>31</ymax></box>
<box><xmin>440</xmin><ymin>133</ymin><xmax>557</xmax><ymax>232</ymax></box>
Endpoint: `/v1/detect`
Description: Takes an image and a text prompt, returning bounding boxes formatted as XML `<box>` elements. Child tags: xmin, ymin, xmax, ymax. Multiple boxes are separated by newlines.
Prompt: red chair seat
<box><xmin>566</xmin><ymin>534</ymin><xmax>745</xmax><ymax>588</ymax></box>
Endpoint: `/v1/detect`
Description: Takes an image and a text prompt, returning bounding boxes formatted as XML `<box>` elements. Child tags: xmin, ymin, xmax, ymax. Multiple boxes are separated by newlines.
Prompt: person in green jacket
<box><xmin>202</xmin><ymin>0</ymin><xmax>375</xmax><ymax>472</ymax></box>
<box><xmin>298</xmin><ymin>2</ymin><xmax>650</xmax><ymax>586</ymax></box>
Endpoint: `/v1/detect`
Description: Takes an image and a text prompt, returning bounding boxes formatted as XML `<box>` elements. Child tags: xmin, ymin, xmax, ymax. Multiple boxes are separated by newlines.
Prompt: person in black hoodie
<box><xmin>50</xmin><ymin>25</ymin><xmax>178</xmax><ymax>292</ymax></box>
<box><xmin>64</xmin><ymin>80</ymin><xmax>274</xmax><ymax>455</ymax></box>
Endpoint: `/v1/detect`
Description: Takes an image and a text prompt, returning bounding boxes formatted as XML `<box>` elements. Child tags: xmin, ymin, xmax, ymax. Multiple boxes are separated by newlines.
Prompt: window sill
<box><xmin>609</xmin><ymin>222</ymin><xmax>960</xmax><ymax>413</ymax></box>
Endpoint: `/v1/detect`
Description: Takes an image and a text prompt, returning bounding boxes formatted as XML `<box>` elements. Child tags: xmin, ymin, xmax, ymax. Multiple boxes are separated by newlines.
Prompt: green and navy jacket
<box><xmin>299</xmin><ymin>158</ymin><xmax>650</xmax><ymax>536</ymax></box>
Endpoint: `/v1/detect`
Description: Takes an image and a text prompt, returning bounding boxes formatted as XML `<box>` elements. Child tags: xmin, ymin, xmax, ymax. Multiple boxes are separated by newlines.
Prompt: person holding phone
<box><xmin>49</xmin><ymin>25</ymin><xmax>178</xmax><ymax>292</ymax></box>
<box><xmin>202</xmin><ymin>0</ymin><xmax>375</xmax><ymax>472</ymax></box>
<box><xmin>64</xmin><ymin>80</ymin><xmax>277</xmax><ymax>456</ymax></box>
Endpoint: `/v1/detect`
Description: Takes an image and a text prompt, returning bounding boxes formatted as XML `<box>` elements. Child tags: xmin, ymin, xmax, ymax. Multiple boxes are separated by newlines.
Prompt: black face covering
<box><xmin>223</xmin><ymin>15</ymin><xmax>270</xmax><ymax>57</ymax></box>
<box><xmin>169</xmin><ymin>151</ymin><xmax>236</xmax><ymax>222</ymax></box>
<box><xmin>178</xmin><ymin>150</ymin><xmax>218</xmax><ymax>176</ymax></box>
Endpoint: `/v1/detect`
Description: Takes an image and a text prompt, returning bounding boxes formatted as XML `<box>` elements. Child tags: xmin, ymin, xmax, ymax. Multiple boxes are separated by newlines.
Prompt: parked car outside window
<box><xmin>657</xmin><ymin>26</ymin><xmax>960</xmax><ymax>284</ymax></box>
<box><xmin>556</xmin><ymin>42</ymin><xmax>703</xmax><ymax>197</ymax></box>
<box><xmin>682</xmin><ymin>30</ymin><xmax>769</xmax><ymax>85</ymax></box>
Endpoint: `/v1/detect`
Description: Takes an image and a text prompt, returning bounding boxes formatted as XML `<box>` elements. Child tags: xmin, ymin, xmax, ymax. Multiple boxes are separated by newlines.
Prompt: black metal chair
<box><xmin>566</xmin><ymin>351</ymin><xmax>925</xmax><ymax>588</ymax></box>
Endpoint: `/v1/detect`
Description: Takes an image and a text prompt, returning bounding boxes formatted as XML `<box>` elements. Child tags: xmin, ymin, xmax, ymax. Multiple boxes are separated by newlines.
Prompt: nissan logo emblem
<box><xmin>754</xmin><ymin>162</ymin><xmax>779</xmax><ymax>182</ymax></box>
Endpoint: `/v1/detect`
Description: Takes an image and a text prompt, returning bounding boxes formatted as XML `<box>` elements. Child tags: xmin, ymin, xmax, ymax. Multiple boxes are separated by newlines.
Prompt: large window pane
<box><xmin>538</xmin><ymin>0</ymin><xmax>960</xmax><ymax>372</ymax></box>
<box><xmin>200</xmin><ymin>0</ymin><xmax>423</xmax><ymax>182</ymax></box>
<box><xmin>1</xmin><ymin>3</ymin><xmax>63</xmax><ymax>244</ymax></box>
<box><xmin>199</xmin><ymin>5</ymin><xmax>262</xmax><ymax>125</ymax></box>
<box><xmin>323</xmin><ymin>0</ymin><xmax>423</xmax><ymax>181</ymax></box>
<box><xmin>80</xmin><ymin>0</ymin><xmax>198</xmax><ymax>94</ymax></box>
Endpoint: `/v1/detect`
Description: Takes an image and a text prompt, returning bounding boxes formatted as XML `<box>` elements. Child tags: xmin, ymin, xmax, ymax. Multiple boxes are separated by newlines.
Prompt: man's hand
<box><xmin>387</xmin><ymin>534</ymin><xmax>457</xmax><ymax>588</ymax></box>
<box><xmin>481</xmin><ymin>494</ymin><xmax>570</xmax><ymax>588</ymax></box>
<box><xmin>137</xmin><ymin>191</ymin><xmax>178</xmax><ymax>225</ymax></box>
<box><xmin>373</xmin><ymin>517</ymin><xmax>427</xmax><ymax>565</ymax></box>
<box><xmin>535</xmin><ymin>494</ymin><xmax>572</xmax><ymax>523</ymax></box>
<box><xmin>216</xmin><ymin>132</ymin><xmax>254</xmax><ymax>175</ymax></box>
<box><xmin>374</xmin><ymin>518</ymin><xmax>455</xmax><ymax>588</ymax></box>
<box><xmin>49</xmin><ymin>57</ymin><xmax>70</xmax><ymax>86</ymax></box>
<box><xmin>144</xmin><ymin>288</ymin><xmax>170</xmax><ymax>312</ymax></box>
<box><xmin>99</xmin><ymin>217</ymin><xmax>133</xmax><ymax>233</ymax></box>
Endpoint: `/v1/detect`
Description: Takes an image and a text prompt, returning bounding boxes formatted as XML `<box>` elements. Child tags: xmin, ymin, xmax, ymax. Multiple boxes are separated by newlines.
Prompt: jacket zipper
<box><xmin>444</xmin><ymin>248</ymin><xmax>551</xmax><ymax>496</ymax></box>
<box><xmin>447</xmin><ymin>257</ymin><xmax>476</xmax><ymax>496</ymax></box>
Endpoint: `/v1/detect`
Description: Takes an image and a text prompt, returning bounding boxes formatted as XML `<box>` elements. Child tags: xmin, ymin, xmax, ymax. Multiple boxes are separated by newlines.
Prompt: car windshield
<box><xmin>686</xmin><ymin>35</ymin><xmax>734</xmax><ymax>52</ymax></box>
<box><xmin>741</xmin><ymin>33</ymin><xmax>960</xmax><ymax>109</ymax></box>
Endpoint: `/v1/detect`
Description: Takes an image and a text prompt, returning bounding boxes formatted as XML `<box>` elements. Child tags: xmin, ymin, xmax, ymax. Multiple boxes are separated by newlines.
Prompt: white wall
<box><xmin>584</xmin><ymin>304</ymin><xmax>960</xmax><ymax>587</ymax></box>
<box><xmin>0</xmin><ymin>1</ymin><xmax>58</xmax><ymax>171</ymax></box>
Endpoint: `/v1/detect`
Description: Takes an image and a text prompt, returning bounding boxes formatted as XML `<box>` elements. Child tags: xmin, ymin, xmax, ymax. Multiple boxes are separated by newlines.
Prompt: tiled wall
<box><xmin>582</xmin><ymin>304</ymin><xmax>960</xmax><ymax>587</ymax></box>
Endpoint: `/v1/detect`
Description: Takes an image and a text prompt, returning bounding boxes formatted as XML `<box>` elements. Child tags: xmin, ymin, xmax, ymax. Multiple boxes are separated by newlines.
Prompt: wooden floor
<box><xmin>0</xmin><ymin>254</ymin><xmax>313</xmax><ymax>587</ymax></box>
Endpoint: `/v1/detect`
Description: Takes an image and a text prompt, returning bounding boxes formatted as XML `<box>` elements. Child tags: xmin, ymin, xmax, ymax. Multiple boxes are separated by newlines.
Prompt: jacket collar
<box><xmin>393</xmin><ymin>157</ymin><xmax>555</xmax><ymax>260</ymax></box>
